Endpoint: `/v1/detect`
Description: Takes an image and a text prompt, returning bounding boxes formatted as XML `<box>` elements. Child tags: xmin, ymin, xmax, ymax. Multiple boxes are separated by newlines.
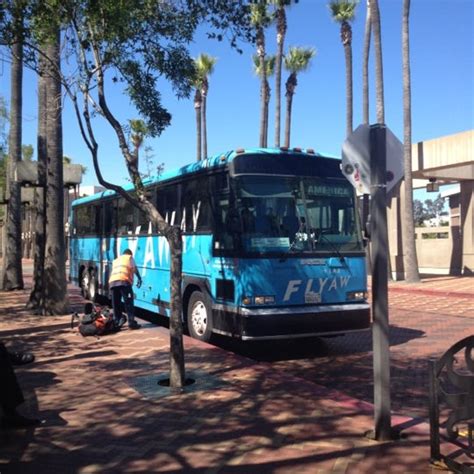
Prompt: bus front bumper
<box><xmin>212</xmin><ymin>303</ymin><xmax>371</xmax><ymax>340</ymax></box>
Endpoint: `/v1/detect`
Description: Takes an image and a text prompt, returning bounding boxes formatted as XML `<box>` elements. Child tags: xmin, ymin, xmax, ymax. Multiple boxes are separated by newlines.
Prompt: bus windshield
<box><xmin>215</xmin><ymin>175</ymin><xmax>363</xmax><ymax>254</ymax></box>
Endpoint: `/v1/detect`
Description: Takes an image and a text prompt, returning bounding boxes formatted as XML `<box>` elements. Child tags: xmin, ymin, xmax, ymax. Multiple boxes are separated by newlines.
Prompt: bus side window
<box><xmin>103</xmin><ymin>201</ymin><xmax>116</xmax><ymax>235</ymax></box>
<box><xmin>182</xmin><ymin>179</ymin><xmax>212</xmax><ymax>233</ymax></box>
<box><xmin>75</xmin><ymin>206</ymin><xmax>91</xmax><ymax>235</ymax></box>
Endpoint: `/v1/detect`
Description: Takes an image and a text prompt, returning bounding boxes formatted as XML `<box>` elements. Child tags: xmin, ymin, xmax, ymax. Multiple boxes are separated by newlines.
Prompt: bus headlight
<box><xmin>242</xmin><ymin>296</ymin><xmax>275</xmax><ymax>305</ymax></box>
<box><xmin>255</xmin><ymin>296</ymin><xmax>275</xmax><ymax>305</ymax></box>
<box><xmin>346</xmin><ymin>291</ymin><xmax>368</xmax><ymax>301</ymax></box>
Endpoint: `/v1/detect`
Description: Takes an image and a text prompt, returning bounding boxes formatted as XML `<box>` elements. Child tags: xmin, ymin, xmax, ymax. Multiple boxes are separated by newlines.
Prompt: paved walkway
<box><xmin>0</xmin><ymin>268</ymin><xmax>473</xmax><ymax>473</ymax></box>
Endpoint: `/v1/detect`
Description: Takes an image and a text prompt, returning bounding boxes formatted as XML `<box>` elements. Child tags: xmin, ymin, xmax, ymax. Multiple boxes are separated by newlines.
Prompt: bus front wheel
<box><xmin>187</xmin><ymin>291</ymin><xmax>213</xmax><ymax>343</ymax></box>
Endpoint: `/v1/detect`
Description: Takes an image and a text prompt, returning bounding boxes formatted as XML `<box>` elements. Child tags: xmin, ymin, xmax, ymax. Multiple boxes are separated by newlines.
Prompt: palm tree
<box><xmin>362</xmin><ymin>0</ymin><xmax>371</xmax><ymax>124</ymax></box>
<box><xmin>251</xmin><ymin>1</ymin><xmax>272</xmax><ymax>148</ymax></box>
<box><xmin>253</xmin><ymin>54</ymin><xmax>276</xmax><ymax>149</ymax></box>
<box><xmin>271</xmin><ymin>0</ymin><xmax>295</xmax><ymax>147</ymax></box>
<box><xmin>195</xmin><ymin>54</ymin><xmax>217</xmax><ymax>160</ymax></box>
<box><xmin>283</xmin><ymin>46</ymin><xmax>315</xmax><ymax>148</ymax></box>
<box><xmin>0</xmin><ymin>0</ymin><xmax>24</xmax><ymax>290</ymax></box>
<box><xmin>192</xmin><ymin>73</ymin><xmax>202</xmax><ymax>161</ymax></box>
<box><xmin>329</xmin><ymin>0</ymin><xmax>358</xmax><ymax>137</ymax></box>
<box><xmin>43</xmin><ymin>27</ymin><xmax>69</xmax><ymax>314</ymax></box>
<box><xmin>402</xmin><ymin>0</ymin><xmax>420</xmax><ymax>283</ymax></box>
<box><xmin>370</xmin><ymin>0</ymin><xmax>384</xmax><ymax>123</ymax></box>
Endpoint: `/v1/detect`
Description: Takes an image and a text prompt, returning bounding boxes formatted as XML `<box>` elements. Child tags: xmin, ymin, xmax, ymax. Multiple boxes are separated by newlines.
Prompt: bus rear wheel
<box><xmin>187</xmin><ymin>291</ymin><xmax>213</xmax><ymax>343</ymax></box>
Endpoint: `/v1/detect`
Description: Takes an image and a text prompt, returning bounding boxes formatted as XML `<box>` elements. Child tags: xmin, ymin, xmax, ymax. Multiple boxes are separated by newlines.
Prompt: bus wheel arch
<box><xmin>186</xmin><ymin>289</ymin><xmax>213</xmax><ymax>343</ymax></box>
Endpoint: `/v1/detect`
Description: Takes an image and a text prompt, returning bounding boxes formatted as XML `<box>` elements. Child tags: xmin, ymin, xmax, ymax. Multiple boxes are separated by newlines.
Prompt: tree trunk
<box><xmin>28</xmin><ymin>55</ymin><xmax>47</xmax><ymax>309</ymax></box>
<box><xmin>401</xmin><ymin>0</ymin><xmax>420</xmax><ymax>283</ymax></box>
<box><xmin>343</xmin><ymin>39</ymin><xmax>353</xmax><ymax>137</ymax></box>
<box><xmin>194</xmin><ymin>89</ymin><xmax>202</xmax><ymax>161</ymax></box>
<box><xmin>363</xmin><ymin>0</ymin><xmax>371</xmax><ymax>125</ymax></box>
<box><xmin>263</xmin><ymin>78</ymin><xmax>270</xmax><ymax>148</ymax></box>
<box><xmin>42</xmin><ymin>29</ymin><xmax>68</xmax><ymax>314</ymax></box>
<box><xmin>0</xmin><ymin>7</ymin><xmax>24</xmax><ymax>291</ymax></box>
<box><xmin>168</xmin><ymin>226</ymin><xmax>185</xmax><ymax>390</ymax></box>
<box><xmin>257</xmin><ymin>28</ymin><xmax>267</xmax><ymax>148</ymax></box>
<box><xmin>201</xmin><ymin>87</ymin><xmax>208</xmax><ymax>159</ymax></box>
<box><xmin>370</xmin><ymin>0</ymin><xmax>385</xmax><ymax>124</ymax></box>
<box><xmin>284</xmin><ymin>90</ymin><xmax>293</xmax><ymax>148</ymax></box>
<box><xmin>274</xmin><ymin>7</ymin><xmax>286</xmax><ymax>147</ymax></box>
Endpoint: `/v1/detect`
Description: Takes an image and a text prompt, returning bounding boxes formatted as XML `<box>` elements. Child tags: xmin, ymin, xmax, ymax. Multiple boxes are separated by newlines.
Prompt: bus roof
<box><xmin>71</xmin><ymin>147</ymin><xmax>340</xmax><ymax>207</ymax></box>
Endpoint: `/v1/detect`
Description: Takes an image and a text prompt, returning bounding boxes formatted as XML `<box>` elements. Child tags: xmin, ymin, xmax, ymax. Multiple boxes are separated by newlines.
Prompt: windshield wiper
<box><xmin>313</xmin><ymin>229</ymin><xmax>351</xmax><ymax>272</ymax></box>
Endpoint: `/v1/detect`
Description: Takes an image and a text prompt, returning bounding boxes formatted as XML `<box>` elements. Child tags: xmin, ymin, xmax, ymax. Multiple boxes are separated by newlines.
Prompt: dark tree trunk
<box><xmin>371</xmin><ymin>0</ymin><xmax>385</xmax><ymax>124</ymax></box>
<box><xmin>402</xmin><ymin>0</ymin><xmax>420</xmax><ymax>282</ymax></box>
<box><xmin>343</xmin><ymin>36</ymin><xmax>353</xmax><ymax>137</ymax></box>
<box><xmin>363</xmin><ymin>0</ymin><xmax>371</xmax><ymax>124</ymax></box>
<box><xmin>28</xmin><ymin>56</ymin><xmax>47</xmax><ymax>309</ymax></box>
<box><xmin>194</xmin><ymin>89</ymin><xmax>202</xmax><ymax>161</ymax></box>
<box><xmin>42</xmin><ymin>29</ymin><xmax>68</xmax><ymax>314</ymax></box>
<box><xmin>284</xmin><ymin>74</ymin><xmax>296</xmax><ymax>148</ymax></box>
<box><xmin>1</xmin><ymin>6</ymin><xmax>24</xmax><ymax>291</ymax></box>
<box><xmin>201</xmin><ymin>81</ymin><xmax>208</xmax><ymax>159</ymax></box>
<box><xmin>274</xmin><ymin>6</ymin><xmax>286</xmax><ymax>147</ymax></box>
<box><xmin>256</xmin><ymin>28</ymin><xmax>267</xmax><ymax>148</ymax></box>
<box><xmin>168</xmin><ymin>226</ymin><xmax>185</xmax><ymax>389</ymax></box>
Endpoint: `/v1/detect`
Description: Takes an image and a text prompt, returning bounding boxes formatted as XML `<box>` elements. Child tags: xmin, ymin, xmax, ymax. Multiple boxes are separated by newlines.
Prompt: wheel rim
<box><xmin>82</xmin><ymin>272</ymin><xmax>90</xmax><ymax>294</ymax></box>
<box><xmin>89</xmin><ymin>273</ymin><xmax>96</xmax><ymax>299</ymax></box>
<box><xmin>191</xmin><ymin>301</ymin><xmax>207</xmax><ymax>337</ymax></box>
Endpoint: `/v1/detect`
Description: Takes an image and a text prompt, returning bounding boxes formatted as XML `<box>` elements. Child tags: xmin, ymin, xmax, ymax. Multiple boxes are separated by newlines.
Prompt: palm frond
<box><xmin>284</xmin><ymin>46</ymin><xmax>316</xmax><ymax>73</ymax></box>
<box><xmin>329</xmin><ymin>0</ymin><xmax>358</xmax><ymax>22</ymax></box>
<box><xmin>253</xmin><ymin>54</ymin><xmax>277</xmax><ymax>77</ymax></box>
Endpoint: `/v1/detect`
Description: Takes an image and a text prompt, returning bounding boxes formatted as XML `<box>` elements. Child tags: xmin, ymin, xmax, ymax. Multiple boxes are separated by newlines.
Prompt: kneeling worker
<box><xmin>109</xmin><ymin>249</ymin><xmax>142</xmax><ymax>330</ymax></box>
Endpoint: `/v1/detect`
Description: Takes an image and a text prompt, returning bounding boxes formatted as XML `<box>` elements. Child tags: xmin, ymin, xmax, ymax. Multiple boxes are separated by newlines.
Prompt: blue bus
<box><xmin>70</xmin><ymin>147</ymin><xmax>370</xmax><ymax>341</ymax></box>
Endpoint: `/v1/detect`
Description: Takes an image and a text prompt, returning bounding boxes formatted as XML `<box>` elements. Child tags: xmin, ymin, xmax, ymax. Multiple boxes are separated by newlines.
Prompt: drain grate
<box><xmin>127</xmin><ymin>370</ymin><xmax>228</xmax><ymax>400</ymax></box>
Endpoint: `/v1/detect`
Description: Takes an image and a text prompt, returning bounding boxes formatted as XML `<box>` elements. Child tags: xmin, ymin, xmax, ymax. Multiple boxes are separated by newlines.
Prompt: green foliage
<box><xmin>22</xmin><ymin>144</ymin><xmax>34</xmax><ymax>161</ymax></box>
<box><xmin>194</xmin><ymin>53</ymin><xmax>218</xmax><ymax>87</ymax></box>
<box><xmin>253</xmin><ymin>54</ymin><xmax>276</xmax><ymax>77</ymax></box>
<box><xmin>329</xmin><ymin>0</ymin><xmax>358</xmax><ymax>23</ymax></box>
<box><xmin>284</xmin><ymin>46</ymin><xmax>316</xmax><ymax>73</ymax></box>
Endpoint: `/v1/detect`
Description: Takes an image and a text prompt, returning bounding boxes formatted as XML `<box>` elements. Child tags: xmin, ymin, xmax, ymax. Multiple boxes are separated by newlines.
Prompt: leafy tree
<box><xmin>22</xmin><ymin>144</ymin><xmax>33</xmax><ymax>161</ymax></box>
<box><xmin>46</xmin><ymin>0</ymin><xmax>253</xmax><ymax>388</ymax></box>
<box><xmin>329</xmin><ymin>0</ymin><xmax>358</xmax><ymax>137</ymax></box>
<box><xmin>412</xmin><ymin>199</ymin><xmax>425</xmax><ymax>226</ymax></box>
<box><xmin>283</xmin><ymin>46</ymin><xmax>315</xmax><ymax>147</ymax></box>
<box><xmin>401</xmin><ymin>0</ymin><xmax>420</xmax><ymax>282</ymax></box>
<box><xmin>425</xmin><ymin>194</ymin><xmax>445</xmax><ymax>220</ymax></box>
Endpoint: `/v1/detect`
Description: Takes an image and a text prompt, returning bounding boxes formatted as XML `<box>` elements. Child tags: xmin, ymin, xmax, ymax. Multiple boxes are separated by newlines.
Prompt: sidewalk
<box><xmin>1</xmin><ymin>272</ymin><xmax>472</xmax><ymax>473</ymax></box>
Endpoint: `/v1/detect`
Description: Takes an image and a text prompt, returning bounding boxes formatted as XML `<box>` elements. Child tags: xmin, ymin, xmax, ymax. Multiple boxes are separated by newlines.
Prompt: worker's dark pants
<box><xmin>111</xmin><ymin>284</ymin><xmax>136</xmax><ymax>326</ymax></box>
<box><xmin>0</xmin><ymin>342</ymin><xmax>24</xmax><ymax>414</ymax></box>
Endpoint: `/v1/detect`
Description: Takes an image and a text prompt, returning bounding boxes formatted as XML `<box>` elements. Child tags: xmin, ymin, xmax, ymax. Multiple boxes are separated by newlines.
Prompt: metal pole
<box><xmin>370</xmin><ymin>124</ymin><xmax>392</xmax><ymax>440</ymax></box>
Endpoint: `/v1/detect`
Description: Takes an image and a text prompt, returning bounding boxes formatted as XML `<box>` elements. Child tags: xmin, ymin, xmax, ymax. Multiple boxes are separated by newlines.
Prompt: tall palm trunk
<box><xmin>256</xmin><ymin>27</ymin><xmax>267</xmax><ymax>147</ymax></box>
<box><xmin>284</xmin><ymin>73</ymin><xmax>296</xmax><ymax>148</ymax></box>
<box><xmin>264</xmin><ymin>78</ymin><xmax>271</xmax><ymax>146</ymax></box>
<box><xmin>370</xmin><ymin>0</ymin><xmax>384</xmax><ymax>123</ymax></box>
<box><xmin>201</xmin><ymin>78</ymin><xmax>208</xmax><ymax>159</ymax></box>
<box><xmin>402</xmin><ymin>0</ymin><xmax>420</xmax><ymax>282</ymax></box>
<box><xmin>43</xmin><ymin>28</ymin><xmax>68</xmax><ymax>314</ymax></box>
<box><xmin>274</xmin><ymin>5</ymin><xmax>286</xmax><ymax>147</ymax></box>
<box><xmin>194</xmin><ymin>89</ymin><xmax>202</xmax><ymax>161</ymax></box>
<box><xmin>363</xmin><ymin>0</ymin><xmax>371</xmax><ymax>124</ymax></box>
<box><xmin>1</xmin><ymin>4</ymin><xmax>24</xmax><ymax>291</ymax></box>
<box><xmin>28</xmin><ymin>55</ymin><xmax>47</xmax><ymax>309</ymax></box>
<box><xmin>341</xmin><ymin>21</ymin><xmax>353</xmax><ymax>136</ymax></box>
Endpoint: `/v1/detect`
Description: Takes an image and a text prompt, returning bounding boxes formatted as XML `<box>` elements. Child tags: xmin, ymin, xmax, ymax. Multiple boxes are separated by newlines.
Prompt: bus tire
<box><xmin>187</xmin><ymin>291</ymin><xmax>213</xmax><ymax>343</ymax></box>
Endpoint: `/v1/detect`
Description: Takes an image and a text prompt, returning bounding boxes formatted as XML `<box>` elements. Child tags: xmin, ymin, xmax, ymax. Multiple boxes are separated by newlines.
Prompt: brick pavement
<box><xmin>0</xmin><ymin>270</ymin><xmax>473</xmax><ymax>473</ymax></box>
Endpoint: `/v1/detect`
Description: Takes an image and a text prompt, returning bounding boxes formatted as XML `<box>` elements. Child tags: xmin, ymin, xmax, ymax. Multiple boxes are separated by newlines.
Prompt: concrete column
<box><xmin>387</xmin><ymin>183</ymin><xmax>404</xmax><ymax>280</ymax></box>
<box><xmin>460</xmin><ymin>180</ymin><xmax>474</xmax><ymax>274</ymax></box>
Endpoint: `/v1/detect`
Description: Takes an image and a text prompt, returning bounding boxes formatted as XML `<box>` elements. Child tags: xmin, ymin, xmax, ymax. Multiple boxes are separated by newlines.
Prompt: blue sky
<box><xmin>0</xmin><ymin>0</ymin><xmax>473</xmax><ymax>194</ymax></box>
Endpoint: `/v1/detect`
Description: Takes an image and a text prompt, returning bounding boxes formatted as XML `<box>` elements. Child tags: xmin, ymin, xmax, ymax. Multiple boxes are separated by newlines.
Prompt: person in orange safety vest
<box><xmin>109</xmin><ymin>249</ymin><xmax>142</xmax><ymax>330</ymax></box>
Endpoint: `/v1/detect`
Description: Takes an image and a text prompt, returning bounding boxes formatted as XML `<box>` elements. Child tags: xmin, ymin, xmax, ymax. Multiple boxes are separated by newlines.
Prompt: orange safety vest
<box><xmin>109</xmin><ymin>255</ymin><xmax>135</xmax><ymax>285</ymax></box>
